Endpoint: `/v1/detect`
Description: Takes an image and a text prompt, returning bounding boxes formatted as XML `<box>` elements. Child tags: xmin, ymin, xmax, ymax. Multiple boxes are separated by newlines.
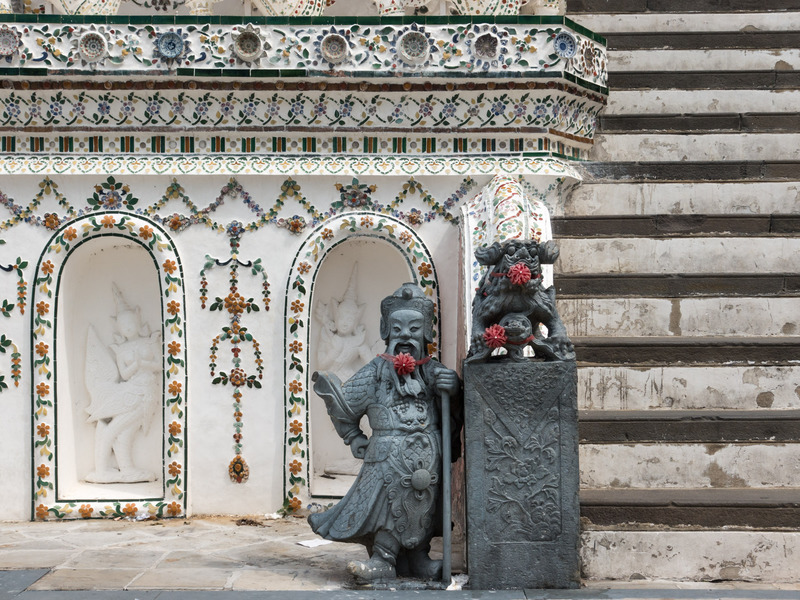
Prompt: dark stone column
<box><xmin>463</xmin><ymin>360</ymin><xmax>579</xmax><ymax>589</ymax></box>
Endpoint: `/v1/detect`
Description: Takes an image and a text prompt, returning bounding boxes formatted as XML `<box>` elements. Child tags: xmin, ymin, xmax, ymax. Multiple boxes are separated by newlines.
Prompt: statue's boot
<box><xmin>406</xmin><ymin>547</ymin><xmax>442</xmax><ymax>580</ymax></box>
<box><xmin>348</xmin><ymin>530</ymin><xmax>399</xmax><ymax>582</ymax></box>
<box><xmin>347</xmin><ymin>556</ymin><xmax>396</xmax><ymax>582</ymax></box>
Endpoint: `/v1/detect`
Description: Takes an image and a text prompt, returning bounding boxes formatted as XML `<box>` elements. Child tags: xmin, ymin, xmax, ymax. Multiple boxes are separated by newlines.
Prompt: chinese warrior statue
<box><xmin>84</xmin><ymin>284</ymin><xmax>161</xmax><ymax>483</ymax></box>
<box><xmin>310</xmin><ymin>283</ymin><xmax>460</xmax><ymax>583</ymax></box>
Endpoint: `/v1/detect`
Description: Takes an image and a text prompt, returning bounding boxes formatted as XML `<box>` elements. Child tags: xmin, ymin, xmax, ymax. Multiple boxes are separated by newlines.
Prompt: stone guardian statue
<box><xmin>310</xmin><ymin>283</ymin><xmax>460</xmax><ymax>583</ymax></box>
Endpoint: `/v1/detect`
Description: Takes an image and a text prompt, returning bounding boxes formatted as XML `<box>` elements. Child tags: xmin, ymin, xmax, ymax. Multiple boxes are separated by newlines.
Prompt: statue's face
<box><xmin>116</xmin><ymin>311</ymin><xmax>139</xmax><ymax>339</ymax></box>
<box><xmin>387</xmin><ymin>309</ymin><xmax>426</xmax><ymax>359</ymax></box>
<box><xmin>335</xmin><ymin>300</ymin><xmax>359</xmax><ymax>335</ymax></box>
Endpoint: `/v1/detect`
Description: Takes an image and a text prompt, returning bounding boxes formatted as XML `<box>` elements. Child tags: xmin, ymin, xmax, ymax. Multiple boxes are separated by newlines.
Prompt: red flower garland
<box><xmin>483</xmin><ymin>324</ymin><xmax>508</xmax><ymax>349</ymax></box>
<box><xmin>380</xmin><ymin>353</ymin><xmax>431</xmax><ymax>375</ymax></box>
<box><xmin>507</xmin><ymin>262</ymin><xmax>532</xmax><ymax>285</ymax></box>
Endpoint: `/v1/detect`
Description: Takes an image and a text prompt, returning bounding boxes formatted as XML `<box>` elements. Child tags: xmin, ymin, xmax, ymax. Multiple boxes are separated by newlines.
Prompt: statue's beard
<box><xmin>388</xmin><ymin>338</ymin><xmax>423</xmax><ymax>359</ymax></box>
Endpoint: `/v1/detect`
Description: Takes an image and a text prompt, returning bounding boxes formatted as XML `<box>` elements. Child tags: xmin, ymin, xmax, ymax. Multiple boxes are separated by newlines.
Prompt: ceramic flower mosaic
<box><xmin>31</xmin><ymin>213</ymin><xmax>188</xmax><ymax>520</ymax></box>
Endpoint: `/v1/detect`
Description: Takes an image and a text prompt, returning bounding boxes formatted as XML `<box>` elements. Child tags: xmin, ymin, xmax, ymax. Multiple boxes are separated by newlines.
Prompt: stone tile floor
<box><xmin>1</xmin><ymin>516</ymin><xmax>798</xmax><ymax>598</ymax></box>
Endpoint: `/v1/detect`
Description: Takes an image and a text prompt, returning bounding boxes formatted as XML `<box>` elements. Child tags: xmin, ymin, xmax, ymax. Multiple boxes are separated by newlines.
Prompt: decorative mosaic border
<box><xmin>0</xmin><ymin>155</ymin><xmax>585</xmax><ymax>177</ymax></box>
<box><xmin>0</xmin><ymin>20</ymin><xmax>607</xmax><ymax>89</ymax></box>
<box><xmin>282</xmin><ymin>212</ymin><xmax>440</xmax><ymax>513</ymax></box>
<box><xmin>31</xmin><ymin>212</ymin><xmax>188</xmax><ymax>520</ymax></box>
<box><xmin>0</xmin><ymin>88</ymin><xmax>602</xmax><ymax>139</ymax></box>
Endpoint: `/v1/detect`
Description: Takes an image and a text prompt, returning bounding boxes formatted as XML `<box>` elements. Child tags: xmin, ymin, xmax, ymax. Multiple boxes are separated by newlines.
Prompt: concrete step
<box><xmin>580</xmin><ymin>442</ymin><xmax>799</xmax><ymax>489</ymax></box>
<box><xmin>552</xmin><ymin>215</ymin><xmax>800</xmax><ymax>236</ymax></box>
<box><xmin>579</xmin><ymin>410</ymin><xmax>800</xmax><ymax>443</ymax></box>
<box><xmin>577</xmin><ymin>365</ymin><xmax>800</xmax><ymax>410</ymax></box>
<box><xmin>609</xmin><ymin>49</ymin><xmax>800</xmax><ymax>72</ymax></box>
<box><xmin>568</xmin><ymin>0</ymin><xmax>800</xmax><ymax>13</ymax></box>
<box><xmin>572</xmin><ymin>336</ymin><xmax>800</xmax><ymax>365</ymax></box>
<box><xmin>558</xmin><ymin>297</ymin><xmax>800</xmax><ymax>338</ymax></box>
<box><xmin>605</xmin><ymin>31</ymin><xmax>800</xmax><ymax>50</ymax></box>
<box><xmin>557</xmin><ymin>238</ymin><xmax>800</xmax><ymax>274</ymax></box>
<box><xmin>591</xmin><ymin>133</ymin><xmax>800</xmax><ymax>162</ymax></box>
<box><xmin>574</xmin><ymin>12</ymin><xmax>800</xmax><ymax>33</ymax></box>
<box><xmin>599</xmin><ymin>113</ymin><xmax>800</xmax><ymax>133</ymax></box>
<box><xmin>580</xmin><ymin>529</ymin><xmax>800</xmax><ymax>582</ymax></box>
<box><xmin>561</xmin><ymin>182</ymin><xmax>800</xmax><ymax>217</ymax></box>
<box><xmin>607</xmin><ymin>90</ymin><xmax>800</xmax><ymax>115</ymax></box>
<box><xmin>579</xmin><ymin>161</ymin><xmax>799</xmax><ymax>182</ymax></box>
<box><xmin>610</xmin><ymin>70</ymin><xmax>800</xmax><ymax>90</ymax></box>
<box><xmin>581</xmin><ymin>488</ymin><xmax>800</xmax><ymax>528</ymax></box>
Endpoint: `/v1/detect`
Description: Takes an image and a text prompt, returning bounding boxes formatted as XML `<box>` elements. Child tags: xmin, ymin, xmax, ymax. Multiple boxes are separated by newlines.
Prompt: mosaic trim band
<box><xmin>0</xmin><ymin>20</ymin><xmax>607</xmax><ymax>89</ymax></box>
<box><xmin>31</xmin><ymin>213</ymin><xmax>188</xmax><ymax>520</ymax></box>
<box><xmin>282</xmin><ymin>212</ymin><xmax>440</xmax><ymax>513</ymax></box>
<box><xmin>0</xmin><ymin>155</ymin><xmax>584</xmax><ymax>177</ymax></box>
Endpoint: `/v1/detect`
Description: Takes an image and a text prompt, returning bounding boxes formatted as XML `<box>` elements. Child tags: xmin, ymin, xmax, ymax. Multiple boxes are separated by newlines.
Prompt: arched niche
<box><xmin>31</xmin><ymin>213</ymin><xmax>188</xmax><ymax>521</ymax></box>
<box><xmin>283</xmin><ymin>213</ymin><xmax>440</xmax><ymax>512</ymax></box>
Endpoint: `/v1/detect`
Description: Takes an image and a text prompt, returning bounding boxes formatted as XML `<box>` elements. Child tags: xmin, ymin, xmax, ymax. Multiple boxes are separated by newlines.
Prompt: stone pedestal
<box><xmin>463</xmin><ymin>360</ymin><xmax>579</xmax><ymax>589</ymax></box>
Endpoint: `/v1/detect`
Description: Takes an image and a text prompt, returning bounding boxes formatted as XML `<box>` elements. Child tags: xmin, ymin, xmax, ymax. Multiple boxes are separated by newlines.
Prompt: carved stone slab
<box><xmin>463</xmin><ymin>360</ymin><xmax>579</xmax><ymax>589</ymax></box>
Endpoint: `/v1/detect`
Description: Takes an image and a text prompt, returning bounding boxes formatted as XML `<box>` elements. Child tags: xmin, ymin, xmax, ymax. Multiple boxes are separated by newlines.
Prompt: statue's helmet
<box><xmin>379</xmin><ymin>283</ymin><xmax>435</xmax><ymax>344</ymax></box>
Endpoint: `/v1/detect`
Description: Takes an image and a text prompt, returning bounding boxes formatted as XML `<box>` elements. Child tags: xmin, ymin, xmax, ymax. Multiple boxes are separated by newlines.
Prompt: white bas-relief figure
<box><xmin>315</xmin><ymin>264</ymin><xmax>381</xmax><ymax>381</ymax></box>
<box><xmin>84</xmin><ymin>284</ymin><xmax>161</xmax><ymax>483</ymax></box>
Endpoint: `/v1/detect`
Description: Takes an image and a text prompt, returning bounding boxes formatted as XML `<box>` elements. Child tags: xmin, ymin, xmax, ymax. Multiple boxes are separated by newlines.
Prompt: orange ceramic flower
<box><xmin>288</xmin><ymin>380</ymin><xmax>303</xmax><ymax>394</ymax></box>
<box><xmin>37</xmin><ymin>423</ymin><xmax>50</xmax><ymax>437</ymax></box>
<box><xmin>168</xmin><ymin>422</ymin><xmax>181</xmax><ymax>436</ymax></box>
<box><xmin>288</xmin><ymin>497</ymin><xmax>302</xmax><ymax>511</ymax></box>
<box><xmin>229</xmin><ymin>368</ymin><xmax>246</xmax><ymax>387</ymax></box>
<box><xmin>288</xmin><ymin>341</ymin><xmax>303</xmax><ymax>354</ymax></box>
<box><xmin>167</xmin><ymin>300</ymin><xmax>180</xmax><ymax>315</ymax></box>
<box><xmin>123</xmin><ymin>503</ymin><xmax>138</xmax><ymax>517</ymax></box>
<box><xmin>63</xmin><ymin>227</ymin><xmax>77</xmax><ymax>241</ymax></box>
<box><xmin>321</xmin><ymin>228</ymin><xmax>333</xmax><ymax>240</ymax></box>
<box><xmin>101</xmin><ymin>215</ymin><xmax>115</xmax><ymax>228</ymax></box>
<box><xmin>36</xmin><ymin>301</ymin><xmax>50</xmax><ymax>315</ymax></box>
<box><xmin>290</xmin><ymin>300</ymin><xmax>304</xmax><ymax>313</ymax></box>
<box><xmin>41</xmin><ymin>260</ymin><xmax>54</xmax><ymax>275</ymax></box>
<box><xmin>360</xmin><ymin>216</ymin><xmax>373</xmax><ymax>228</ymax></box>
<box><xmin>168</xmin><ymin>381</ymin><xmax>182</xmax><ymax>396</ymax></box>
<box><xmin>297</xmin><ymin>262</ymin><xmax>311</xmax><ymax>274</ymax></box>
<box><xmin>167</xmin><ymin>502</ymin><xmax>181</xmax><ymax>516</ymax></box>
<box><xmin>167</xmin><ymin>341</ymin><xmax>181</xmax><ymax>356</ymax></box>
<box><xmin>138</xmin><ymin>225</ymin><xmax>153</xmax><ymax>240</ymax></box>
<box><xmin>289</xmin><ymin>460</ymin><xmax>303</xmax><ymax>475</ymax></box>
<box><xmin>36</xmin><ymin>464</ymin><xmax>50</xmax><ymax>478</ymax></box>
<box><xmin>162</xmin><ymin>259</ymin><xmax>177</xmax><ymax>274</ymax></box>
<box><xmin>35</xmin><ymin>504</ymin><xmax>49</xmax><ymax>520</ymax></box>
<box><xmin>79</xmin><ymin>504</ymin><xmax>93</xmax><ymax>519</ymax></box>
<box><xmin>417</xmin><ymin>262</ymin><xmax>432</xmax><ymax>278</ymax></box>
<box><xmin>289</xmin><ymin>420</ymin><xmax>303</xmax><ymax>435</ymax></box>
<box><xmin>35</xmin><ymin>342</ymin><xmax>48</xmax><ymax>357</ymax></box>
<box><xmin>36</xmin><ymin>382</ymin><xmax>50</xmax><ymax>396</ymax></box>
<box><xmin>168</xmin><ymin>462</ymin><xmax>181</xmax><ymax>477</ymax></box>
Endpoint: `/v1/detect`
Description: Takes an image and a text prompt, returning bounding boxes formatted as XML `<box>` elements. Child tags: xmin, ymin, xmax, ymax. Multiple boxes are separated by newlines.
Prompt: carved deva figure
<box><xmin>310</xmin><ymin>283</ymin><xmax>460</xmax><ymax>583</ymax></box>
<box><xmin>467</xmin><ymin>239</ymin><xmax>575</xmax><ymax>362</ymax></box>
<box><xmin>84</xmin><ymin>284</ymin><xmax>161</xmax><ymax>483</ymax></box>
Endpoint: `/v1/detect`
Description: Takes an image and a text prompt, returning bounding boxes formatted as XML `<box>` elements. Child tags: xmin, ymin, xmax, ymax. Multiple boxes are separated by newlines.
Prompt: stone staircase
<box><xmin>559</xmin><ymin>0</ymin><xmax>800</xmax><ymax>582</ymax></box>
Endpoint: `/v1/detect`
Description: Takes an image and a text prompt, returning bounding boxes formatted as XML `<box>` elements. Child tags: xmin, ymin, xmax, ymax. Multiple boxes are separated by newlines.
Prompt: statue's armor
<box><xmin>309</xmin><ymin>357</ymin><xmax>443</xmax><ymax>551</ymax></box>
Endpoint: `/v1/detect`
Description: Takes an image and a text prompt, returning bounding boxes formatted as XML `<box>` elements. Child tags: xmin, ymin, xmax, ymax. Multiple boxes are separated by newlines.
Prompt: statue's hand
<box><xmin>349</xmin><ymin>434</ymin><xmax>369</xmax><ymax>459</ymax></box>
<box><xmin>435</xmin><ymin>369</ymin><xmax>460</xmax><ymax>396</ymax></box>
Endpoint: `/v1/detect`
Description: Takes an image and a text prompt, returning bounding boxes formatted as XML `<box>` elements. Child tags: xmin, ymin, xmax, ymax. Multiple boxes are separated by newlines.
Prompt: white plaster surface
<box><xmin>557</xmin><ymin>238</ymin><xmax>800</xmax><ymax>274</ymax></box>
<box><xmin>608</xmin><ymin>90</ymin><xmax>800</xmax><ymax>115</ymax></box>
<box><xmin>561</xmin><ymin>182</ymin><xmax>800</xmax><ymax>217</ymax></box>
<box><xmin>559</xmin><ymin>298</ymin><xmax>800</xmax><ymax>338</ymax></box>
<box><xmin>609</xmin><ymin>49</ymin><xmax>800</xmax><ymax>72</ymax></box>
<box><xmin>578</xmin><ymin>365</ymin><xmax>800</xmax><ymax>411</ymax></box>
<box><xmin>592</xmin><ymin>133</ymin><xmax>800</xmax><ymax>162</ymax></box>
<box><xmin>574</xmin><ymin>12</ymin><xmax>800</xmax><ymax>32</ymax></box>
<box><xmin>581</xmin><ymin>531</ymin><xmax>800</xmax><ymax>583</ymax></box>
<box><xmin>580</xmin><ymin>443</ymin><xmax>800</xmax><ymax>489</ymax></box>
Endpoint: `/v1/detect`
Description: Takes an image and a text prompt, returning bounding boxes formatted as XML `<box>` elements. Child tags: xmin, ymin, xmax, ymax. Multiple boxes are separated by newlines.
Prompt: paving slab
<box><xmin>0</xmin><ymin>570</ymin><xmax>48</xmax><ymax>596</ymax></box>
<box><xmin>0</xmin><ymin>551</ymin><xmax>77</xmax><ymax>570</ymax></box>
<box><xmin>126</xmin><ymin>568</ymin><xmax>233</xmax><ymax>590</ymax></box>
<box><xmin>27</xmin><ymin>569</ymin><xmax>141</xmax><ymax>591</ymax></box>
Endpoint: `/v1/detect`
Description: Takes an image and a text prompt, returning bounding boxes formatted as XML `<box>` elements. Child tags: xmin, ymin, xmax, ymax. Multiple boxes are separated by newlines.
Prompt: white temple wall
<box><xmin>0</xmin><ymin>173</ymin><xmax>472</xmax><ymax>520</ymax></box>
